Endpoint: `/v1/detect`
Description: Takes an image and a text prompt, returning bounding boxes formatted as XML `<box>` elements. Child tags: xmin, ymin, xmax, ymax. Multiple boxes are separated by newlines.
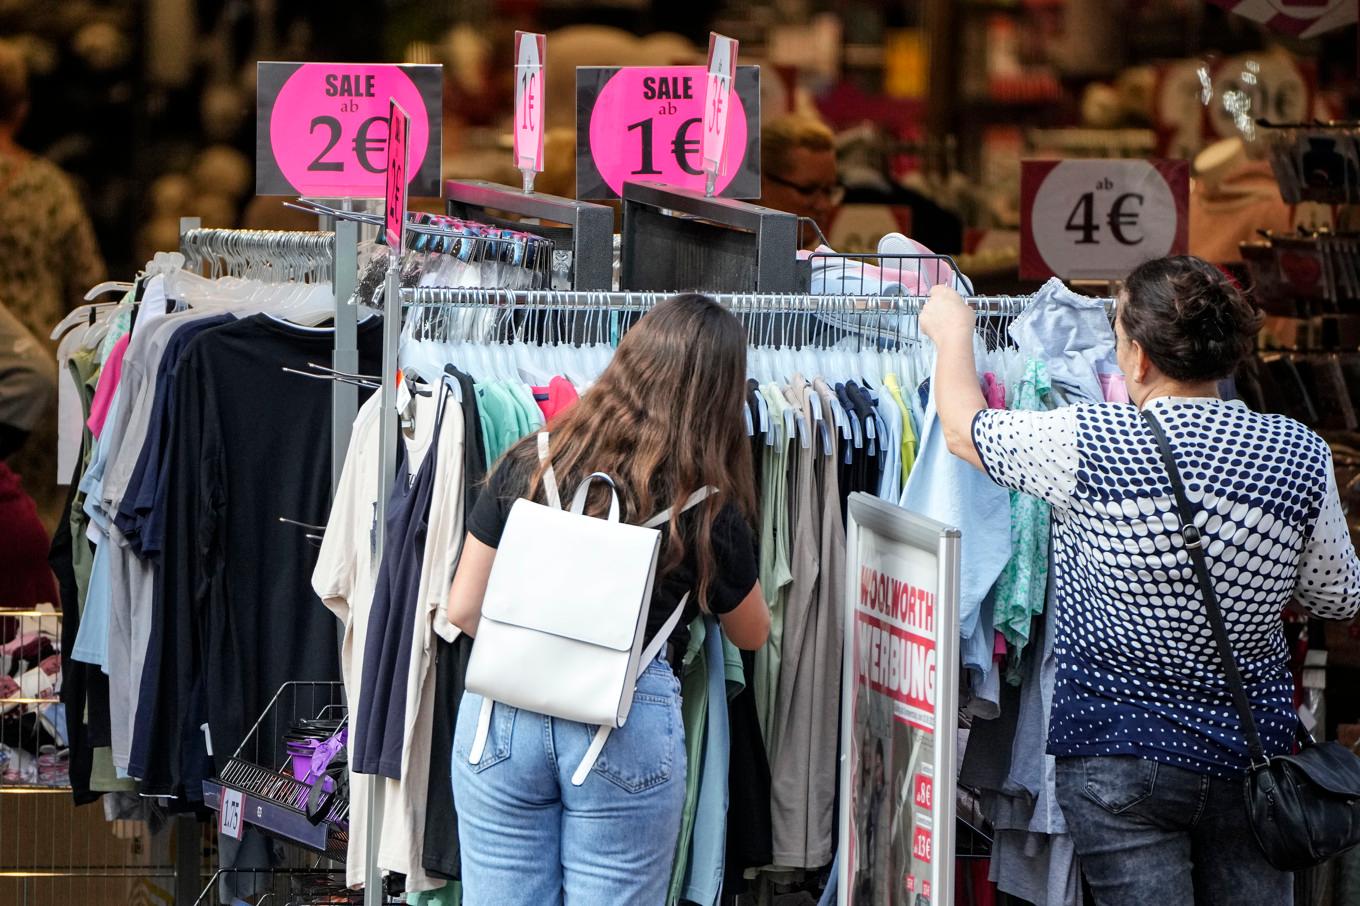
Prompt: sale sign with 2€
<box><xmin>256</xmin><ymin>62</ymin><xmax>443</xmax><ymax>198</ymax></box>
<box><xmin>576</xmin><ymin>65</ymin><xmax>760</xmax><ymax>200</ymax></box>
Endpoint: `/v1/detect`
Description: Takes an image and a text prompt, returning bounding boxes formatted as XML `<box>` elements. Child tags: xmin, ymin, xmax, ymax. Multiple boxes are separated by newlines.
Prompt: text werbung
<box><xmin>856</xmin><ymin>564</ymin><xmax>936</xmax><ymax>732</ymax></box>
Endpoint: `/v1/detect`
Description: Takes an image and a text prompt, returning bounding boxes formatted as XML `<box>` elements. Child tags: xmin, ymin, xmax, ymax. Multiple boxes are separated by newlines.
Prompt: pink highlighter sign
<box><xmin>576</xmin><ymin>65</ymin><xmax>761</xmax><ymax>201</ymax></box>
<box><xmin>256</xmin><ymin>62</ymin><xmax>442</xmax><ymax>198</ymax></box>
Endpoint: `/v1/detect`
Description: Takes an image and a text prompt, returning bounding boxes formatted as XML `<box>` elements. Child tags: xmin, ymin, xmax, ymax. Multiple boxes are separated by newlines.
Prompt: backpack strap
<box><xmin>570</xmin><ymin>588</ymin><xmax>690</xmax><ymax>786</ymax></box>
<box><xmin>641</xmin><ymin>486</ymin><xmax>717</xmax><ymax>528</ymax></box>
<box><xmin>537</xmin><ymin>432</ymin><xmax>561</xmax><ymax>510</ymax></box>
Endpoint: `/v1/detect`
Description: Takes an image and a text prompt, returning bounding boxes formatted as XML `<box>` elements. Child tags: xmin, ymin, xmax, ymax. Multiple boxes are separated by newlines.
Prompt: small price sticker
<box><xmin>912</xmin><ymin>825</ymin><xmax>933</xmax><ymax>864</ymax></box>
<box><xmin>514</xmin><ymin>32</ymin><xmax>546</xmax><ymax>173</ymax></box>
<box><xmin>385</xmin><ymin>99</ymin><xmax>411</xmax><ymax>251</ymax></box>
<box><xmin>219</xmin><ymin>787</ymin><xmax>245</xmax><ymax>840</ymax></box>
<box><xmin>1020</xmin><ymin>159</ymin><xmax>1189</xmax><ymax>281</ymax></box>
<box><xmin>913</xmin><ymin>772</ymin><xmax>933</xmax><ymax>810</ymax></box>
<box><xmin>576</xmin><ymin>65</ymin><xmax>761</xmax><ymax>200</ymax></box>
<box><xmin>255</xmin><ymin>62</ymin><xmax>441</xmax><ymax>198</ymax></box>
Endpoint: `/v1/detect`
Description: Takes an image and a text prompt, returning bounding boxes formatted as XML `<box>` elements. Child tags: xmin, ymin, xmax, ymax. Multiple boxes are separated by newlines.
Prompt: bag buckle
<box><xmin>1182</xmin><ymin>524</ymin><xmax>1203</xmax><ymax>550</ymax></box>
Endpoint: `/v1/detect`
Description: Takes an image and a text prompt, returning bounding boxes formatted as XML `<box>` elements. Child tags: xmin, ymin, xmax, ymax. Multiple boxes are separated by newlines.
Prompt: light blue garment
<box><xmin>451</xmin><ymin>658</ymin><xmax>686</xmax><ymax>906</ymax></box>
<box><xmin>870</xmin><ymin>388</ymin><xmax>902</xmax><ymax>502</ymax></box>
<box><xmin>1010</xmin><ymin>277</ymin><xmax>1114</xmax><ymax>405</ymax></box>
<box><xmin>818</xmin><ymin>850</ymin><xmax>839</xmax><ymax>906</ymax></box>
<box><xmin>899</xmin><ymin>387</ymin><xmax>1011</xmax><ymax>668</ymax></box>
<box><xmin>682</xmin><ymin>616</ymin><xmax>731</xmax><ymax>906</ymax></box>
<box><xmin>72</xmin><ymin>384</ymin><xmax>128</xmax><ymax>669</ymax></box>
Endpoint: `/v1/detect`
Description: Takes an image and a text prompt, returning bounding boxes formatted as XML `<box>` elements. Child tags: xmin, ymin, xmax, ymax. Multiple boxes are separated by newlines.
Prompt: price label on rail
<box><xmin>1020</xmin><ymin>159</ymin><xmax>1189</xmax><ymax>281</ymax></box>
<box><xmin>576</xmin><ymin>65</ymin><xmax>761</xmax><ymax>200</ymax></box>
<box><xmin>256</xmin><ymin>61</ymin><xmax>443</xmax><ymax>198</ymax></box>
<box><xmin>219</xmin><ymin>787</ymin><xmax>245</xmax><ymax>840</ymax></box>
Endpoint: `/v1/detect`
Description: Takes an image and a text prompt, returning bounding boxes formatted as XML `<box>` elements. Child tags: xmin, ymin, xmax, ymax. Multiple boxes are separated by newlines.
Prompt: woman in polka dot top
<box><xmin>921</xmin><ymin>256</ymin><xmax>1360</xmax><ymax>906</ymax></box>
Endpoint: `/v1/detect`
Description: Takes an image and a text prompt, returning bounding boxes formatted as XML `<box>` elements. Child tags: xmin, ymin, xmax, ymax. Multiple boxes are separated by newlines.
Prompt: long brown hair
<box><xmin>501</xmin><ymin>293</ymin><xmax>756</xmax><ymax>610</ymax></box>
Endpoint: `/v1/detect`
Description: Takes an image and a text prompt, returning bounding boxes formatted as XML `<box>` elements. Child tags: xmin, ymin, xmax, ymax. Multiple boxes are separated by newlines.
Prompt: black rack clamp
<box><xmin>444</xmin><ymin>179</ymin><xmax>615</xmax><ymax>290</ymax></box>
<box><xmin>620</xmin><ymin>181</ymin><xmax>807</xmax><ymax>294</ymax></box>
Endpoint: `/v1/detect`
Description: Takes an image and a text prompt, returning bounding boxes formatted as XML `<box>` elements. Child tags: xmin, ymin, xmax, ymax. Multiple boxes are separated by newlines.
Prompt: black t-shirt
<box><xmin>465</xmin><ymin>453</ymin><xmax>759</xmax><ymax>656</ymax></box>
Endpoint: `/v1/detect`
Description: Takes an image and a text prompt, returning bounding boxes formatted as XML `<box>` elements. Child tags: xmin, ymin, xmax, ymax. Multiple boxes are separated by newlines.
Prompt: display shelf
<box><xmin>204</xmin><ymin>776</ymin><xmax>348</xmax><ymax>860</ymax></box>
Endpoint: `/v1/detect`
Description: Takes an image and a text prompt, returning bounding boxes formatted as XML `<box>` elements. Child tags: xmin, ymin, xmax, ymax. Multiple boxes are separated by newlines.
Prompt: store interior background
<box><xmin>2</xmin><ymin>0</ymin><xmax>1359</xmax><ymax>901</ymax></box>
<box><xmin>8</xmin><ymin>0</ymin><xmax>1356</xmax><ymax>280</ymax></box>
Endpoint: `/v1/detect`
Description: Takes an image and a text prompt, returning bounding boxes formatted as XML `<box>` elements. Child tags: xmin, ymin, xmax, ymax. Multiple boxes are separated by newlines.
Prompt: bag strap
<box><xmin>642</xmin><ymin>486</ymin><xmax>717</xmax><ymax>528</ymax></box>
<box><xmin>537</xmin><ymin>432</ymin><xmax>562</xmax><ymax>510</ymax></box>
<box><xmin>1141</xmin><ymin>409</ymin><xmax>1269</xmax><ymax>770</ymax></box>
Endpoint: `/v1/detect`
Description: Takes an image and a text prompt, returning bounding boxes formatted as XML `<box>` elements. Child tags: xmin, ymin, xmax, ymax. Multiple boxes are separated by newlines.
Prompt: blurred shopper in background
<box><xmin>760</xmin><ymin>113</ymin><xmax>842</xmax><ymax>248</ymax></box>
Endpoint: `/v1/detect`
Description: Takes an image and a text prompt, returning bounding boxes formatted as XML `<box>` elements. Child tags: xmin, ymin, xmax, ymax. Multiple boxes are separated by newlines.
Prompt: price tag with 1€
<box><xmin>514</xmin><ymin>32</ymin><xmax>547</xmax><ymax>191</ymax></box>
<box><xmin>702</xmin><ymin>32</ymin><xmax>738</xmax><ymax>196</ymax></box>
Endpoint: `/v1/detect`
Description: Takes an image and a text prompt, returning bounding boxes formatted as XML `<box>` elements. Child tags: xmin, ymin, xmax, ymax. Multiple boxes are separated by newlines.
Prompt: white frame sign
<box><xmin>839</xmin><ymin>493</ymin><xmax>960</xmax><ymax>906</ymax></box>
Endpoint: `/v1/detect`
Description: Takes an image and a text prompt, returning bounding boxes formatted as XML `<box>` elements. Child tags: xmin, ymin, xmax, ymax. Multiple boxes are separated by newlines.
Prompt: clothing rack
<box><xmin>178</xmin><ymin>217</ymin><xmax>362</xmax><ymax>486</ymax></box>
<box><xmin>399</xmin><ymin>286</ymin><xmax>1071</xmax><ymax>315</ymax></box>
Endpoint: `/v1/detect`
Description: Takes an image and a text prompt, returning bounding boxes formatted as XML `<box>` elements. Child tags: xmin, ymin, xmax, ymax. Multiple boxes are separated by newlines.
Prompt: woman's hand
<box><xmin>920</xmin><ymin>284</ymin><xmax>974</xmax><ymax>345</ymax></box>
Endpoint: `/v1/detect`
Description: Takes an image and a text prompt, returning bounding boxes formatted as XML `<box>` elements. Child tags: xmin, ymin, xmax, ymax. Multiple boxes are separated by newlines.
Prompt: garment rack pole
<box><xmin>363</xmin><ymin>232</ymin><xmax>404</xmax><ymax>906</ymax></box>
<box><xmin>331</xmin><ymin>215</ymin><xmax>360</xmax><ymax>492</ymax></box>
<box><xmin>398</xmin><ymin>287</ymin><xmax>1117</xmax><ymax>316</ymax></box>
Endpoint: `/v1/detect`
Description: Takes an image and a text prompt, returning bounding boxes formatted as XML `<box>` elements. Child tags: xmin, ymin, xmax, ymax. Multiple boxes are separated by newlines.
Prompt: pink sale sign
<box><xmin>256</xmin><ymin>62</ymin><xmax>443</xmax><ymax>198</ymax></box>
<box><xmin>576</xmin><ymin>65</ymin><xmax>761</xmax><ymax>201</ymax></box>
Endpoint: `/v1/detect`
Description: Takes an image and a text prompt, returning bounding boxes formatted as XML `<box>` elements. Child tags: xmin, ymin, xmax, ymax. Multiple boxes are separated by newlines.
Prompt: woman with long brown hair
<box><xmin>446</xmin><ymin>293</ymin><xmax>769</xmax><ymax>905</ymax></box>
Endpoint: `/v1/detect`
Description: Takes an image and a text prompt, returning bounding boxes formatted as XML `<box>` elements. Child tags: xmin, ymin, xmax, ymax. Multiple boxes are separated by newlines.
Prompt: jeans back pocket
<box><xmin>1080</xmin><ymin>756</ymin><xmax>1159</xmax><ymax>814</ymax></box>
<box><xmin>454</xmin><ymin>693</ymin><xmax>517</xmax><ymax>773</ymax></box>
<box><xmin>587</xmin><ymin>693</ymin><xmax>677</xmax><ymax>793</ymax></box>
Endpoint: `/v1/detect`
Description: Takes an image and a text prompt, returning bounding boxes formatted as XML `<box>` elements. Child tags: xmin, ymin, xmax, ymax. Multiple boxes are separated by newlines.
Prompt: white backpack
<box><xmin>464</xmin><ymin>432</ymin><xmax>714</xmax><ymax>785</ymax></box>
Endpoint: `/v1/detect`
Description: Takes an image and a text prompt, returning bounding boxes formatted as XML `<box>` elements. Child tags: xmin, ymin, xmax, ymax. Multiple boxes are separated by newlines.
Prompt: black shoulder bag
<box><xmin>1142</xmin><ymin>409</ymin><xmax>1360</xmax><ymax>871</ymax></box>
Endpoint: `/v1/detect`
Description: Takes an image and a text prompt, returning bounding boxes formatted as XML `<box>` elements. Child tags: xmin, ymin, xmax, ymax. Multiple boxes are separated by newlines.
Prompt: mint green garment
<box><xmin>668</xmin><ymin>617</ymin><xmax>710</xmax><ymax>905</ymax></box>
<box><xmin>993</xmin><ymin>359</ymin><xmax>1055</xmax><ymax>674</ymax></box>
<box><xmin>407</xmin><ymin>882</ymin><xmax>460</xmax><ymax>906</ymax></box>
<box><xmin>754</xmin><ymin>382</ymin><xmax>793</xmax><ymax>750</ymax></box>
<box><xmin>96</xmin><ymin>294</ymin><xmax>134</xmax><ymax>361</ymax></box>
<box><xmin>506</xmin><ymin>382</ymin><xmax>545</xmax><ymax>432</ymax></box>
<box><xmin>475</xmin><ymin>382</ymin><xmax>524</xmax><ymax>464</ymax></box>
<box><xmin>88</xmin><ymin>746</ymin><xmax>135</xmax><ymax>792</ymax></box>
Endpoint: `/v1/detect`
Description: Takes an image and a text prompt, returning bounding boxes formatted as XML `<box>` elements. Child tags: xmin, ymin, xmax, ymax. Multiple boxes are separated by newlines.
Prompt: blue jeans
<box><xmin>451</xmin><ymin>658</ymin><xmax>687</xmax><ymax>905</ymax></box>
<box><xmin>1055</xmin><ymin>755</ymin><xmax>1293</xmax><ymax>906</ymax></box>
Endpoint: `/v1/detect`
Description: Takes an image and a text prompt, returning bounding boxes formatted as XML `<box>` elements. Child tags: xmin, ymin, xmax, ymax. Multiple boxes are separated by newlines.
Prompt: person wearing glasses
<box><xmin>760</xmin><ymin>114</ymin><xmax>844</xmax><ymax>248</ymax></box>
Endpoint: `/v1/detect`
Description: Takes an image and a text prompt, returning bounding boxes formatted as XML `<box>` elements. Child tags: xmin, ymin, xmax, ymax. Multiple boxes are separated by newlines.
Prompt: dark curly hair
<box><xmin>1118</xmin><ymin>256</ymin><xmax>1263</xmax><ymax>383</ymax></box>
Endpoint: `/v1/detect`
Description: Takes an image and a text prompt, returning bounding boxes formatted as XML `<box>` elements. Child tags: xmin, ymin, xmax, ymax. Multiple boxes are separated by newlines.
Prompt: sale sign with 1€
<box><xmin>256</xmin><ymin>62</ymin><xmax>442</xmax><ymax>198</ymax></box>
<box><xmin>576</xmin><ymin>65</ymin><xmax>760</xmax><ymax>200</ymax></box>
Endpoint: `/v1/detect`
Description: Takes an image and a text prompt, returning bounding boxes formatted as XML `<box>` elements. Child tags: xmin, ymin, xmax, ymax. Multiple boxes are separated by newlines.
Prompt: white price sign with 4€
<box><xmin>1021</xmin><ymin>159</ymin><xmax>1189</xmax><ymax>281</ymax></box>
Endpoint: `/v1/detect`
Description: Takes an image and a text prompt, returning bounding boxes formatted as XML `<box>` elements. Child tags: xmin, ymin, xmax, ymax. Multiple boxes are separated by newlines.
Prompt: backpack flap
<box><xmin>466</xmin><ymin>498</ymin><xmax>661</xmax><ymax>727</ymax></box>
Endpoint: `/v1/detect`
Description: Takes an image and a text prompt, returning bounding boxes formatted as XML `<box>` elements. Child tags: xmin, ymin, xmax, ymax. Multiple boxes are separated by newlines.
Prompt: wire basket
<box><xmin>194</xmin><ymin>867</ymin><xmax>406</xmax><ymax>906</ymax></box>
<box><xmin>205</xmin><ymin>682</ymin><xmax>349</xmax><ymax>860</ymax></box>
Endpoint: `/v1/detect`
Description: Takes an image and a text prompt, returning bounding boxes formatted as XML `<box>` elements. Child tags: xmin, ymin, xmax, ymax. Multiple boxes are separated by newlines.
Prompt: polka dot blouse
<box><xmin>973</xmin><ymin>397</ymin><xmax>1360</xmax><ymax>777</ymax></box>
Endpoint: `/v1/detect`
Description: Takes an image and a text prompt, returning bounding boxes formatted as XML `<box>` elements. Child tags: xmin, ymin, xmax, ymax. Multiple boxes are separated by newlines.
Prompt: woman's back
<box><xmin>973</xmin><ymin>395</ymin><xmax>1360</xmax><ymax>775</ymax></box>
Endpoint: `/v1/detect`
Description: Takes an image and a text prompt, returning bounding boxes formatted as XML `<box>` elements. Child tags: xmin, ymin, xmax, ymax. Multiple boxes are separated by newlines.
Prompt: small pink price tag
<box><xmin>385</xmin><ymin>99</ymin><xmax>410</xmax><ymax>250</ymax></box>
<box><xmin>514</xmin><ymin>32</ymin><xmax>546</xmax><ymax>173</ymax></box>
<box><xmin>702</xmin><ymin>33</ymin><xmax>739</xmax><ymax>188</ymax></box>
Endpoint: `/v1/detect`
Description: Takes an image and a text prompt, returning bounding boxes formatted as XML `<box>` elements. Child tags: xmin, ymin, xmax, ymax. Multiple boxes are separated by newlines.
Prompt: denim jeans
<box><xmin>1055</xmin><ymin>755</ymin><xmax>1293</xmax><ymax>906</ymax></box>
<box><xmin>450</xmin><ymin>657</ymin><xmax>687</xmax><ymax>905</ymax></box>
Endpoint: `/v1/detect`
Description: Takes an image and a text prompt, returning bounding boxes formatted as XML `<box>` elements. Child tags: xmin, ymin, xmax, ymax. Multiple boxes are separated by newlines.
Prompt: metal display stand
<box><xmin>838</xmin><ymin>494</ymin><xmax>960</xmax><ymax>906</ymax></box>
<box><xmin>444</xmin><ymin>178</ymin><xmax>614</xmax><ymax>290</ymax></box>
<box><xmin>620</xmin><ymin>181</ymin><xmax>805</xmax><ymax>293</ymax></box>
